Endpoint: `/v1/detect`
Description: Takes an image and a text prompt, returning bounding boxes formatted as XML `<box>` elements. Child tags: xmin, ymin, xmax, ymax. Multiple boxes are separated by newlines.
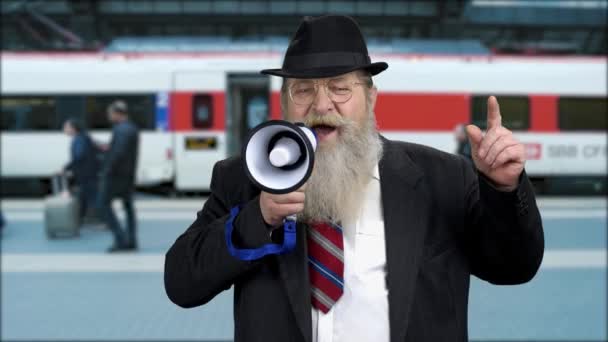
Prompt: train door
<box><xmin>171</xmin><ymin>70</ymin><xmax>227</xmax><ymax>191</ymax></box>
<box><xmin>226</xmin><ymin>74</ymin><xmax>270</xmax><ymax>157</ymax></box>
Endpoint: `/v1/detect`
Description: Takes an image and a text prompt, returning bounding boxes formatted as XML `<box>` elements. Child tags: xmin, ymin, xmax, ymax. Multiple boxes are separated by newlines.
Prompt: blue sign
<box><xmin>155</xmin><ymin>92</ymin><xmax>169</xmax><ymax>131</ymax></box>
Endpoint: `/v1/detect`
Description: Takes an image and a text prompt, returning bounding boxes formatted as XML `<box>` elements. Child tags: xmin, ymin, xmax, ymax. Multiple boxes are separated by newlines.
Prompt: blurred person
<box><xmin>454</xmin><ymin>123</ymin><xmax>472</xmax><ymax>160</ymax></box>
<box><xmin>98</xmin><ymin>100</ymin><xmax>140</xmax><ymax>252</ymax></box>
<box><xmin>62</xmin><ymin>118</ymin><xmax>100</xmax><ymax>225</ymax></box>
<box><xmin>164</xmin><ymin>16</ymin><xmax>544</xmax><ymax>342</ymax></box>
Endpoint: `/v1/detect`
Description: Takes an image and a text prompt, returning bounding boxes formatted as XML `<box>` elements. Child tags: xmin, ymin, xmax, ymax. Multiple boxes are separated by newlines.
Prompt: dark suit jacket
<box><xmin>64</xmin><ymin>132</ymin><xmax>99</xmax><ymax>184</ymax></box>
<box><xmin>164</xmin><ymin>138</ymin><xmax>544</xmax><ymax>342</ymax></box>
<box><xmin>101</xmin><ymin>120</ymin><xmax>139</xmax><ymax>193</ymax></box>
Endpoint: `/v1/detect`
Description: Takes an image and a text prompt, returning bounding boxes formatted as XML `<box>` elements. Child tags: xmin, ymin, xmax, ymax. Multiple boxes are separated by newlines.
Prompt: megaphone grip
<box><xmin>225</xmin><ymin>205</ymin><xmax>297</xmax><ymax>261</ymax></box>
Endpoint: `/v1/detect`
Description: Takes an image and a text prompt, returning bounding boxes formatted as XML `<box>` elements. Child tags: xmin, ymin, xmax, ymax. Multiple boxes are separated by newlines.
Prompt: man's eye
<box><xmin>295</xmin><ymin>87</ymin><xmax>314</xmax><ymax>94</ymax></box>
<box><xmin>330</xmin><ymin>86</ymin><xmax>350</xmax><ymax>93</ymax></box>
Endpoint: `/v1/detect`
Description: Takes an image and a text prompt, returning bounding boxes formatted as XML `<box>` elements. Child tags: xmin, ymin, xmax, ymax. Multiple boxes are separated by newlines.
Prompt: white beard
<box><xmin>299</xmin><ymin>111</ymin><xmax>383</xmax><ymax>224</ymax></box>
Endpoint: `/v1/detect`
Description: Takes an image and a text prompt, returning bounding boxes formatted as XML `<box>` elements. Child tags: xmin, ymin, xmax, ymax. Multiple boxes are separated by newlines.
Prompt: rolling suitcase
<box><xmin>44</xmin><ymin>175</ymin><xmax>80</xmax><ymax>239</ymax></box>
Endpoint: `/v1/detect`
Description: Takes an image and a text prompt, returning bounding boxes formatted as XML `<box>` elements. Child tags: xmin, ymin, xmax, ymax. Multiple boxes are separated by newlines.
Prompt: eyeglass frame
<box><xmin>287</xmin><ymin>77</ymin><xmax>369</xmax><ymax>106</ymax></box>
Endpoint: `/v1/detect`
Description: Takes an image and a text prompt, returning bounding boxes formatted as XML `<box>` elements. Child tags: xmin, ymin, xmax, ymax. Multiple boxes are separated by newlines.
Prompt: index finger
<box><xmin>487</xmin><ymin>96</ymin><xmax>502</xmax><ymax>129</ymax></box>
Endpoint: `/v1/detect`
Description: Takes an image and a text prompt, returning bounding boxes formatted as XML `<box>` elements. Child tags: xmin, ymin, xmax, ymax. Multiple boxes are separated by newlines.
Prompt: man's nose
<box><xmin>312</xmin><ymin>85</ymin><xmax>334</xmax><ymax>115</ymax></box>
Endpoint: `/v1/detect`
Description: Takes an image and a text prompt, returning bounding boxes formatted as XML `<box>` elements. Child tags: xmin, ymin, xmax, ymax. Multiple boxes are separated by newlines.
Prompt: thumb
<box><xmin>465</xmin><ymin>124</ymin><xmax>483</xmax><ymax>153</ymax></box>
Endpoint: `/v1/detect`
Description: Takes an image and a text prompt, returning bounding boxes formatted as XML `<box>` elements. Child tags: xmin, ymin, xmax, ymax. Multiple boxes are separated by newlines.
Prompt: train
<box><xmin>1</xmin><ymin>51</ymin><xmax>606</xmax><ymax>194</ymax></box>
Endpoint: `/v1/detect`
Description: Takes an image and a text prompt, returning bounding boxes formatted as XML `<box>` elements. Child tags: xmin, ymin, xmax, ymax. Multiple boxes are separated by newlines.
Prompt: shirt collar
<box><xmin>372</xmin><ymin>163</ymin><xmax>380</xmax><ymax>181</ymax></box>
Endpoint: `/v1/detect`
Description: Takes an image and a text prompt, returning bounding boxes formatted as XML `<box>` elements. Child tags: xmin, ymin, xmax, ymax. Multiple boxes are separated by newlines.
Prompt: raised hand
<box><xmin>465</xmin><ymin>96</ymin><xmax>525</xmax><ymax>192</ymax></box>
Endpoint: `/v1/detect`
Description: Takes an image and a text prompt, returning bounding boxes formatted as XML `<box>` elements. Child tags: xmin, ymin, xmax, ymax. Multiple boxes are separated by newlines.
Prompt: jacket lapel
<box><xmin>278</xmin><ymin>221</ymin><xmax>312</xmax><ymax>342</ymax></box>
<box><xmin>379</xmin><ymin>138</ymin><xmax>430</xmax><ymax>342</ymax></box>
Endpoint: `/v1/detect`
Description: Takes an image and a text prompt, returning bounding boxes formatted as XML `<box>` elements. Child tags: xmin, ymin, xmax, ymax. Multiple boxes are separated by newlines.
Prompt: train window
<box><xmin>1</xmin><ymin>95</ymin><xmax>155</xmax><ymax>131</ymax></box>
<box><xmin>192</xmin><ymin>94</ymin><xmax>213</xmax><ymax>129</ymax></box>
<box><xmin>85</xmin><ymin>95</ymin><xmax>156</xmax><ymax>130</ymax></box>
<box><xmin>558</xmin><ymin>97</ymin><xmax>607</xmax><ymax>131</ymax></box>
<box><xmin>471</xmin><ymin>96</ymin><xmax>529</xmax><ymax>130</ymax></box>
<box><xmin>56</xmin><ymin>96</ymin><xmax>87</xmax><ymax>126</ymax></box>
<box><xmin>1</xmin><ymin>97</ymin><xmax>58</xmax><ymax>131</ymax></box>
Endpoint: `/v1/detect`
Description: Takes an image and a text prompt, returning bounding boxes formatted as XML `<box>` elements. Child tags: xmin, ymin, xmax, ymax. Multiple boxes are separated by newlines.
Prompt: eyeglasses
<box><xmin>288</xmin><ymin>78</ymin><xmax>366</xmax><ymax>106</ymax></box>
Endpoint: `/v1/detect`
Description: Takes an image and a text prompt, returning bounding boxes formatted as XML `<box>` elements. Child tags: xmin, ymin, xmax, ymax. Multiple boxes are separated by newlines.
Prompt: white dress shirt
<box><xmin>311</xmin><ymin>164</ymin><xmax>389</xmax><ymax>342</ymax></box>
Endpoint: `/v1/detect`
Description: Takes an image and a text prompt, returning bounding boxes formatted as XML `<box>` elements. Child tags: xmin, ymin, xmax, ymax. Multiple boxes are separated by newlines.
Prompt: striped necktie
<box><xmin>307</xmin><ymin>221</ymin><xmax>344</xmax><ymax>313</ymax></box>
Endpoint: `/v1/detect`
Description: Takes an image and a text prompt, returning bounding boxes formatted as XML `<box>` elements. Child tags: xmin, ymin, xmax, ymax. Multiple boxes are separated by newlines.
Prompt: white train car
<box><xmin>1</xmin><ymin>52</ymin><xmax>606</xmax><ymax>192</ymax></box>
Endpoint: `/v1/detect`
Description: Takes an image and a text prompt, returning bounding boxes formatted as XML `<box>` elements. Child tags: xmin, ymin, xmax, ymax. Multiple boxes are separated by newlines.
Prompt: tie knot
<box><xmin>308</xmin><ymin>221</ymin><xmax>342</xmax><ymax>234</ymax></box>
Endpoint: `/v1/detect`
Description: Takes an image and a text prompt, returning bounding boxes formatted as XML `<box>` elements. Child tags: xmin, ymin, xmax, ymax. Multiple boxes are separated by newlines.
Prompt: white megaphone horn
<box><xmin>243</xmin><ymin>120</ymin><xmax>317</xmax><ymax>194</ymax></box>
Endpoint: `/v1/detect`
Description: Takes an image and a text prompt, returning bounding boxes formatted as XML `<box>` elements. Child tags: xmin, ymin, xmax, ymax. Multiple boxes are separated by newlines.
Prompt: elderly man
<box><xmin>165</xmin><ymin>15</ymin><xmax>544</xmax><ymax>342</ymax></box>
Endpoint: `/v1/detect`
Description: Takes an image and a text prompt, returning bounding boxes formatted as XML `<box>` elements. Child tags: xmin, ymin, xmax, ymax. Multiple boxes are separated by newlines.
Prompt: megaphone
<box><xmin>225</xmin><ymin>120</ymin><xmax>316</xmax><ymax>261</ymax></box>
<box><xmin>243</xmin><ymin>120</ymin><xmax>317</xmax><ymax>194</ymax></box>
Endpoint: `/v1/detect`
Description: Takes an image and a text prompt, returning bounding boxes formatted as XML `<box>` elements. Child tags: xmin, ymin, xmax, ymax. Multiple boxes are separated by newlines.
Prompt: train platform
<box><xmin>1</xmin><ymin>196</ymin><xmax>606</xmax><ymax>341</ymax></box>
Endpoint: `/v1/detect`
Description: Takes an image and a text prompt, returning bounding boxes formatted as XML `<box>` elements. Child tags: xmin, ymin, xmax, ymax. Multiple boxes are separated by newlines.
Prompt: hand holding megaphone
<box><xmin>224</xmin><ymin>121</ymin><xmax>316</xmax><ymax>261</ymax></box>
<box><xmin>260</xmin><ymin>184</ymin><xmax>306</xmax><ymax>227</ymax></box>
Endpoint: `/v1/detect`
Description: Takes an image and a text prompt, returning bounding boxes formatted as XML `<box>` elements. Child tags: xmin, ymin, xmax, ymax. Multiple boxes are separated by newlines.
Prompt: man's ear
<box><xmin>369</xmin><ymin>86</ymin><xmax>378</xmax><ymax>110</ymax></box>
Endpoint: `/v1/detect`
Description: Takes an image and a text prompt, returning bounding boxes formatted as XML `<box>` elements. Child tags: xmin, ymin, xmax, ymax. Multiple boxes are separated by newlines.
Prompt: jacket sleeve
<box><xmin>462</xmin><ymin>158</ymin><xmax>545</xmax><ymax>285</ymax></box>
<box><xmin>64</xmin><ymin>136</ymin><xmax>85</xmax><ymax>171</ymax></box>
<box><xmin>164</xmin><ymin>160</ymin><xmax>274</xmax><ymax>308</ymax></box>
<box><xmin>101</xmin><ymin>127</ymin><xmax>126</xmax><ymax>176</ymax></box>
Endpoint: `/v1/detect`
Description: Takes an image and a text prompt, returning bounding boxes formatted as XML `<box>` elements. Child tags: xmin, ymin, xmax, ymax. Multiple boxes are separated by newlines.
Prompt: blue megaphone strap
<box><xmin>225</xmin><ymin>205</ymin><xmax>297</xmax><ymax>261</ymax></box>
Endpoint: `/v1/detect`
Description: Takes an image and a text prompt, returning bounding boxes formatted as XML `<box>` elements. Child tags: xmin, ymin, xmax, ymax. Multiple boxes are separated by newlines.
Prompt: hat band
<box><xmin>283</xmin><ymin>52</ymin><xmax>371</xmax><ymax>70</ymax></box>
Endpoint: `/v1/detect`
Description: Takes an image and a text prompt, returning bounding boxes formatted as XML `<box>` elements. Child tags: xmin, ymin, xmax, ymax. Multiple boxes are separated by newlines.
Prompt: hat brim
<box><xmin>260</xmin><ymin>62</ymin><xmax>388</xmax><ymax>79</ymax></box>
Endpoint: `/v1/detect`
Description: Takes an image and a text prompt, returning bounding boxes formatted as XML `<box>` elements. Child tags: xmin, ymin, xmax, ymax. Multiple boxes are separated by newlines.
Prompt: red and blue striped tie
<box><xmin>307</xmin><ymin>221</ymin><xmax>344</xmax><ymax>313</ymax></box>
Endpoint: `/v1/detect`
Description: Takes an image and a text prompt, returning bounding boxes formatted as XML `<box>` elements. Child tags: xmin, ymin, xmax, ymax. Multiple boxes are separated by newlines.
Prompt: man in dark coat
<box><xmin>455</xmin><ymin>123</ymin><xmax>473</xmax><ymax>160</ymax></box>
<box><xmin>164</xmin><ymin>16</ymin><xmax>544</xmax><ymax>342</ymax></box>
<box><xmin>98</xmin><ymin>100</ymin><xmax>140</xmax><ymax>252</ymax></box>
<box><xmin>62</xmin><ymin>118</ymin><xmax>99</xmax><ymax>224</ymax></box>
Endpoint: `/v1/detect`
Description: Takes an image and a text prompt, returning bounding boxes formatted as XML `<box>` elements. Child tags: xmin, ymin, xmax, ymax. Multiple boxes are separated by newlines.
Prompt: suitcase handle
<box><xmin>52</xmin><ymin>174</ymin><xmax>69</xmax><ymax>195</ymax></box>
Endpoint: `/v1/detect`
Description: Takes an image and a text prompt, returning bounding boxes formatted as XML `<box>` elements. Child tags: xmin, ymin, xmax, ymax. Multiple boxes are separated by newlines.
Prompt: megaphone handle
<box><xmin>225</xmin><ymin>205</ymin><xmax>297</xmax><ymax>261</ymax></box>
<box><xmin>283</xmin><ymin>215</ymin><xmax>297</xmax><ymax>237</ymax></box>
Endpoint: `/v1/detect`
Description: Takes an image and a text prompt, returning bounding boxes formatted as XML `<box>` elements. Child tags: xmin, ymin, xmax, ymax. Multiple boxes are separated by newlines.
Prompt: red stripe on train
<box><xmin>169</xmin><ymin>91</ymin><xmax>225</xmax><ymax>131</ymax></box>
<box><xmin>530</xmin><ymin>96</ymin><xmax>558</xmax><ymax>131</ymax></box>
<box><xmin>270</xmin><ymin>92</ymin><xmax>282</xmax><ymax>120</ymax></box>
<box><xmin>375</xmin><ymin>93</ymin><xmax>470</xmax><ymax>130</ymax></box>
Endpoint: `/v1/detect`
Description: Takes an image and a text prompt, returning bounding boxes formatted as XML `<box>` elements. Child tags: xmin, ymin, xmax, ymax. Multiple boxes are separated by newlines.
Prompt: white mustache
<box><xmin>303</xmin><ymin>114</ymin><xmax>349</xmax><ymax>128</ymax></box>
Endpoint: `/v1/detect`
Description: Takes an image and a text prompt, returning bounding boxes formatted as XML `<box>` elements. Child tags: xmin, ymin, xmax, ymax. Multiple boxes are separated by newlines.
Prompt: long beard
<box><xmin>299</xmin><ymin>111</ymin><xmax>383</xmax><ymax>224</ymax></box>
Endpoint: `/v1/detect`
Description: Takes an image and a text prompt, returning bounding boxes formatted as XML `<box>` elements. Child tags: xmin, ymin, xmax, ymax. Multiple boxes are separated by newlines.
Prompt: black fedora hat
<box><xmin>261</xmin><ymin>15</ymin><xmax>388</xmax><ymax>79</ymax></box>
